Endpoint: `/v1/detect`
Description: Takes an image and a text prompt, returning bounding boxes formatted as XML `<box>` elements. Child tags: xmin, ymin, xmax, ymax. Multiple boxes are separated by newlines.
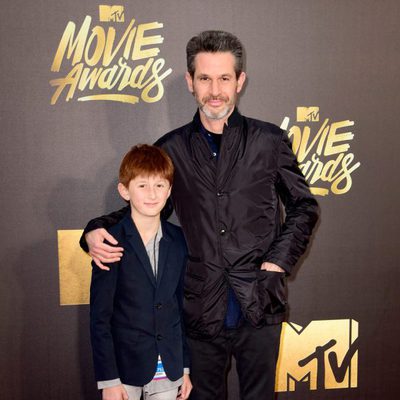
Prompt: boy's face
<box><xmin>118</xmin><ymin>175</ymin><xmax>171</xmax><ymax>220</ymax></box>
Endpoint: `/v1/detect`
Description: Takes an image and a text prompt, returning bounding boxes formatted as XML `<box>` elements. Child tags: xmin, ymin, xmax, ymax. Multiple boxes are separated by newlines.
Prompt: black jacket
<box><xmin>82</xmin><ymin>109</ymin><xmax>319</xmax><ymax>340</ymax></box>
<box><xmin>90</xmin><ymin>213</ymin><xmax>189</xmax><ymax>385</ymax></box>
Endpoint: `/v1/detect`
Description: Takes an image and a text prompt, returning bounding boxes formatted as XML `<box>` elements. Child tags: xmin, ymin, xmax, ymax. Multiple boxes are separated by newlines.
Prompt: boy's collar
<box><xmin>122</xmin><ymin>210</ymin><xmax>172</xmax><ymax>242</ymax></box>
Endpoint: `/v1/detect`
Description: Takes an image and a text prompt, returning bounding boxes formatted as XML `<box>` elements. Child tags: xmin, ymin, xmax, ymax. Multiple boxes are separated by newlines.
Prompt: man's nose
<box><xmin>210</xmin><ymin>80</ymin><xmax>220</xmax><ymax>96</ymax></box>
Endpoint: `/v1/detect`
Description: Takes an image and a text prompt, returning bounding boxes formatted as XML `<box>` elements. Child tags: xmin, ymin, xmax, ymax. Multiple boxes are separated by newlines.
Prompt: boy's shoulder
<box><xmin>107</xmin><ymin>211</ymin><xmax>131</xmax><ymax>243</ymax></box>
<box><xmin>162</xmin><ymin>220</ymin><xmax>184</xmax><ymax>239</ymax></box>
<box><xmin>161</xmin><ymin>221</ymin><xmax>187</xmax><ymax>250</ymax></box>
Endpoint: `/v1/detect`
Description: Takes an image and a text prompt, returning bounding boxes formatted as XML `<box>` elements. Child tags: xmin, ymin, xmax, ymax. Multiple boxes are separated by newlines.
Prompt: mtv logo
<box><xmin>99</xmin><ymin>5</ymin><xmax>125</xmax><ymax>22</ymax></box>
<box><xmin>275</xmin><ymin>319</ymin><xmax>358</xmax><ymax>392</ymax></box>
<box><xmin>297</xmin><ymin>106</ymin><xmax>320</xmax><ymax>122</ymax></box>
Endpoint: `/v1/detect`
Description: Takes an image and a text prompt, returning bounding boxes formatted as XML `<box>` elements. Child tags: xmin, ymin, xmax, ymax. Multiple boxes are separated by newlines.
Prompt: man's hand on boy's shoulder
<box><xmin>177</xmin><ymin>374</ymin><xmax>193</xmax><ymax>400</ymax></box>
<box><xmin>86</xmin><ymin>228</ymin><xmax>124</xmax><ymax>270</ymax></box>
<box><xmin>102</xmin><ymin>384</ymin><xmax>129</xmax><ymax>400</ymax></box>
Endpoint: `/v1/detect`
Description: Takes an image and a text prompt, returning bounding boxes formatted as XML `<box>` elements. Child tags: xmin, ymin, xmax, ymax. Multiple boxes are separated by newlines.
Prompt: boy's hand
<box><xmin>86</xmin><ymin>228</ymin><xmax>124</xmax><ymax>270</ymax></box>
<box><xmin>102</xmin><ymin>384</ymin><xmax>129</xmax><ymax>400</ymax></box>
<box><xmin>177</xmin><ymin>374</ymin><xmax>192</xmax><ymax>400</ymax></box>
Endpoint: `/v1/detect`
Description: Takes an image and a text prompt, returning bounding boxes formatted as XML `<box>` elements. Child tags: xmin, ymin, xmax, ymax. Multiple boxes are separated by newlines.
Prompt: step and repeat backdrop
<box><xmin>1</xmin><ymin>1</ymin><xmax>399</xmax><ymax>399</ymax></box>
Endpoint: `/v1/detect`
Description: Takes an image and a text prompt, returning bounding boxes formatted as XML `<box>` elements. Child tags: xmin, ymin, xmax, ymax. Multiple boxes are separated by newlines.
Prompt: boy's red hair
<box><xmin>119</xmin><ymin>144</ymin><xmax>174</xmax><ymax>187</ymax></box>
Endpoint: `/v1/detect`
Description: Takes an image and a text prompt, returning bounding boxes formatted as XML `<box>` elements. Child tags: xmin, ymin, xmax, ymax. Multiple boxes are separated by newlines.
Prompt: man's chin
<box><xmin>200</xmin><ymin>106</ymin><xmax>232</xmax><ymax>120</ymax></box>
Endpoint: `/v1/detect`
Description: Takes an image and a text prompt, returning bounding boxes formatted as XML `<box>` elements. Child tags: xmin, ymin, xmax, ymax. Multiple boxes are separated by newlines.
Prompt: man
<box><xmin>81</xmin><ymin>31</ymin><xmax>319</xmax><ymax>400</ymax></box>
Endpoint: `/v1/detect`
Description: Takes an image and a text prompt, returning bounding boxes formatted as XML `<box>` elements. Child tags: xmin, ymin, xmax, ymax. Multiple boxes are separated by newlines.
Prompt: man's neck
<box><xmin>131</xmin><ymin>212</ymin><xmax>161</xmax><ymax>245</ymax></box>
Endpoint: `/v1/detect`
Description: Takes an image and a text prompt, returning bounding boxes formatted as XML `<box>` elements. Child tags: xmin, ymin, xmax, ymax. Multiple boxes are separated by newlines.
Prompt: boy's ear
<box><xmin>118</xmin><ymin>183</ymin><xmax>130</xmax><ymax>201</ymax></box>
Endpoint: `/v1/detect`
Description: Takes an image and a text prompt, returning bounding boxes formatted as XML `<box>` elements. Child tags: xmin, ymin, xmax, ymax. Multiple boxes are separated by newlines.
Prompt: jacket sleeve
<box><xmin>79</xmin><ymin>206</ymin><xmax>129</xmax><ymax>252</ymax></box>
<box><xmin>263</xmin><ymin>131</ymin><xmax>319</xmax><ymax>274</ymax></box>
<box><xmin>90</xmin><ymin>259</ymin><xmax>120</xmax><ymax>381</ymax></box>
<box><xmin>176</xmin><ymin>238</ymin><xmax>190</xmax><ymax>370</ymax></box>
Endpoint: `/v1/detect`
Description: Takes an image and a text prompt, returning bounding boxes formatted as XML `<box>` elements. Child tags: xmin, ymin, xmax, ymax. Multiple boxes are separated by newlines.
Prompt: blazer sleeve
<box><xmin>90</xmin><ymin>259</ymin><xmax>120</xmax><ymax>381</ymax></box>
<box><xmin>263</xmin><ymin>131</ymin><xmax>319</xmax><ymax>274</ymax></box>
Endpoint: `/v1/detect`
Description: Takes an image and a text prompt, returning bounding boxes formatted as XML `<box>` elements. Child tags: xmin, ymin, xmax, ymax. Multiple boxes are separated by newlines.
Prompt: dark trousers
<box><xmin>188</xmin><ymin>322</ymin><xmax>282</xmax><ymax>400</ymax></box>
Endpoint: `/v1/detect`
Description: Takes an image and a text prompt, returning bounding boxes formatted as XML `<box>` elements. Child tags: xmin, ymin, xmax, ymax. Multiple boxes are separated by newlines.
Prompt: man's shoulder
<box><xmin>155</xmin><ymin>121</ymin><xmax>192</xmax><ymax>148</ymax></box>
<box><xmin>244</xmin><ymin>115</ymin><xmax>284</xmax><ymax>136</ymax></box>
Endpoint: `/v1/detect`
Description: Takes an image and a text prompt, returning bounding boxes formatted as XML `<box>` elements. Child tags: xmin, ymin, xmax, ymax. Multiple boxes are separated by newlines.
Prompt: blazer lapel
<box><xmin>122</xmin><ymin>214</ymin><xmax>156</xmax><ymax>287</ymax></box>
<box><xmin>156</xmin><ymin>221</ymin><xmax>172</xmax><ymax>287</ymax></box>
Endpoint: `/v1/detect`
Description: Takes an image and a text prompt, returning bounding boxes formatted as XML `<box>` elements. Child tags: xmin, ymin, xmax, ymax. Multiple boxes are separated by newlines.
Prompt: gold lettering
<box><xmin>84</xmin><ymin>26</ymin><xmax>106</xmax><ymax>66</ymax></box>
<box><xmin>141</xmin><ymin>59</ymin><xmax>172</xmax><ymax>103</ymax></box>
<box><xmin>131</xmin><ymin>22</ymin><xmax>164</xmax><ymax>61</ymax></box>
<box><xmin>324</xmin><ymin>120</ymin><xmax>355</xmax><ymax>156</ymax></box>
<box><xmin>50</xmin><ymin>63</ymin><xmax>83</xmax><ymax>104</ymax></box>
<box><xmin>103</xmin><ymin>19</ymin><xmax>136</xmax><ymax>66</ymax></box>
<box><xmin>51</xmin><ymin>16</ymin><xmax>92</xmax><ymax>72</ymax></box>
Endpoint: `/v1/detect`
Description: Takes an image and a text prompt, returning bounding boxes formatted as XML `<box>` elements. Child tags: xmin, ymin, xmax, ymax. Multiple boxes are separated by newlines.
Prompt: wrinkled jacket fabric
<box><xmin>154</xmin><ymin>109</ymin><xmax>319</xmax><ymax>340</ymax></box>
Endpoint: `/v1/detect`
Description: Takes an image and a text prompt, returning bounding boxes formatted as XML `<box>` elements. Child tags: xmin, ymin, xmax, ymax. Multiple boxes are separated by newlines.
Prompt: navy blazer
<box><xmin>90</xmin><ymin>212</ymin><xmax>189</xmax><ymax>386</ymax></box>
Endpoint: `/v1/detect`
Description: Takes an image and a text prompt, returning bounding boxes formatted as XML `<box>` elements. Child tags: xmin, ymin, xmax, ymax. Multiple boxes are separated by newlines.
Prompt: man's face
<box><xmin>186</xmin><ymin>52</ymin><xmax>246</xmax><ymax>121</ymax></box>
<box><xmin>118</xmin><ymin>175</ymin><xmax>171</xmax><ymax>220</ymax></box>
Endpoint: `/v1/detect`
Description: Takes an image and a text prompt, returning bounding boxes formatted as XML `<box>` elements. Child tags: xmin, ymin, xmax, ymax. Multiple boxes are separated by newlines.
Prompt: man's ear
<box><xmin>118</xmin><ymin>183</ymin><xmax>130</xmax><ymax>202</ymax></box>
<box><xmin>185</xmin><ymin>72</ymin><xmax>194</xmax><ymax>94</ymax></box>
<box><xmin>236</xmin><ymin>71</ymin><xmax>246</xmax><ymax>93</ymax></box>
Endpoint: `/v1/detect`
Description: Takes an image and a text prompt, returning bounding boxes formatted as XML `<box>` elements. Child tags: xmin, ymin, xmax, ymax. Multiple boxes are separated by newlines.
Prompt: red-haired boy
<box><xmin>90</xmin><ymin>144</ymin><xmax>192</xmax><ymax>400</ymax></box>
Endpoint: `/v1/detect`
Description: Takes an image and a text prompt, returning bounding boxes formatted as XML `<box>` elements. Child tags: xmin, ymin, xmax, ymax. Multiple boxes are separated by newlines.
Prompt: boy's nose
<box><xmin>148</xmin><ymin>187</ymin><xmax>157</xmax><ymax>198</ymax></box>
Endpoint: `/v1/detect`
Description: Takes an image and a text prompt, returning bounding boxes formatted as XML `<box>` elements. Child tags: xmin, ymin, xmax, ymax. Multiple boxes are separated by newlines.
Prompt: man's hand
<box><xmin>260</xmin><ymin>262</ymin><xmax>285</xmax><ymax>273</ymax></box>
<box><xmin>177</xmin><ymin>374</ymin><xmax>193</xmax><ymax>400</ymax></box>
<box><xmin>86</xmin><ymin>228</ymin><xmax>124</xmax><ymax>270</ymax></box>
<box><xmin>102</xmin><ymin>384</ymin><xmax>129</xmax><ymax>400</ymax></box>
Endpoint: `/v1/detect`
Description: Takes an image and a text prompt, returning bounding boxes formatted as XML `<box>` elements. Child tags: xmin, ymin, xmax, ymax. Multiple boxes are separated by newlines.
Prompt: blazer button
<box><xmin>157</xmin><ymin>334</ymin><xmax>163</xmax><ymax>341</ymax></box>
<box><xmin>155</xmin><ymin>303</ymin><xmax>162</xmax><ymax>309</ymax></box>
<box><xmin>220</xmin><ymin>229</ymin><xmax>226</xmax><ymax>235</ymax></box>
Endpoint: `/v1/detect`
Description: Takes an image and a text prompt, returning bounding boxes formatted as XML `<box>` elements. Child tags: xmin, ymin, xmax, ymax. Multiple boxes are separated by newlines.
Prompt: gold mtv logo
<box><xmin>297</xmin><ymin>106</ymin><xmax>320</xmax><ymax>122</ymax></box>
<box><xmin>276</xmin><ymin>319</ymin><xmax>358</xmax><ymax>392</ymax></box>
<box><xmin>99</xmin><ymin>5</ymin><xmax>125</xmax><ymax>22</ymax></box>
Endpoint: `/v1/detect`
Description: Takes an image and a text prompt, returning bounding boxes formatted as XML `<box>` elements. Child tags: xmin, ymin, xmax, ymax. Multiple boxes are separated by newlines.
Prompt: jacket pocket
<box><xmin>257</xmin><ymin>270</ymin><xmax>287</xmax><ymax>315</ymax></box>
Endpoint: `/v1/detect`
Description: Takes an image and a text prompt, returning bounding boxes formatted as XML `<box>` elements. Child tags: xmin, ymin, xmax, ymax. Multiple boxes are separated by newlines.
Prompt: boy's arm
<box><xmin>90</xmin><ymin>259</ymin><xmax>120</xmax><ymax>383</ymax></box>
<box><xmin>79</xmin><ymin>207</ymin><xmax>128</xmax><ymax>269</ymax></box>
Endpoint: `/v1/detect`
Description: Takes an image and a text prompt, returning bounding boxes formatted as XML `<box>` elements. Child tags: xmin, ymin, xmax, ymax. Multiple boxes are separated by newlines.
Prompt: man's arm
<box><xmin>79</xmin><ymin>207</ymin><xmax>128</xmax><ymax>269</ymax></box>
<box><xmin>264</xmin><ymin>131</ymin><xmax>320</xmax><ymax>274</ymax></box>
<box><xmin>80</xmin><ymin>201</ymin><xmax>173</xmax><ymax>270</ymax></box>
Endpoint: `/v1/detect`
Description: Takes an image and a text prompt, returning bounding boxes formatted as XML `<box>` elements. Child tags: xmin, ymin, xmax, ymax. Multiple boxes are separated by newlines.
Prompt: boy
<box><xmin>90</xmin><ymin>144</ymin><xmax>192</xmax><ymax>400</ymax></box>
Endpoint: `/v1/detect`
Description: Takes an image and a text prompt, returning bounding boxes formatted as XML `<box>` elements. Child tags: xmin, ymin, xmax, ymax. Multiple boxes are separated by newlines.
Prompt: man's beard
<box><xmin>197</xmin><ymin>95</ymin><xmax>235</xmax><ymax>120</ymax></box>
